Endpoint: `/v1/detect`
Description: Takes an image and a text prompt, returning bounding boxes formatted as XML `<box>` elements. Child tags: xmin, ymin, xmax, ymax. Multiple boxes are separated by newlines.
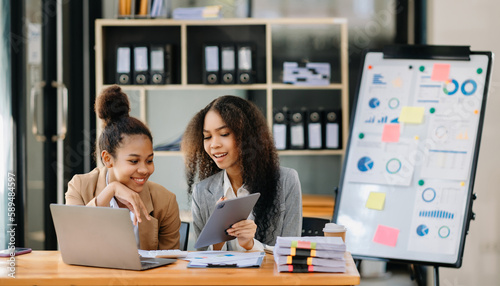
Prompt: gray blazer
<box><xmin>191</xmin><ymin>167</ymin><xmax>303</xmax><ymax>250</ymax></box>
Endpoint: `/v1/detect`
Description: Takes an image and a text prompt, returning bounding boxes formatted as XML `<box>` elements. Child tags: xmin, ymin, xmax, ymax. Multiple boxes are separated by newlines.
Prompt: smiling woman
<box><xmin>182</xmin><ymin>96</ymin><xmax>303</xmax><ymax>251</ymax></box>
<box><xmin>65</xmin><ymin>85</ymin><xmax>181</xmax><ymax>251</ymax></box>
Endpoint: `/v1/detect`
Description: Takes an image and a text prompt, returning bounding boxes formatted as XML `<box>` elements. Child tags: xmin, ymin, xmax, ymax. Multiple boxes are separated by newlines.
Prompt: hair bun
<box><xmin>95</xmin><ymin>85</ymin><xmax>130</xmax><ymax>126</ymax></box>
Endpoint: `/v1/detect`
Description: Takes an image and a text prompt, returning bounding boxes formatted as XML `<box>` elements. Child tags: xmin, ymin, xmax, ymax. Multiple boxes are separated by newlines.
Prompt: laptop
<box><xmin>50</xmin><ymin>204</ymin><xmax>176</xmax><ymax>270</ymax></box>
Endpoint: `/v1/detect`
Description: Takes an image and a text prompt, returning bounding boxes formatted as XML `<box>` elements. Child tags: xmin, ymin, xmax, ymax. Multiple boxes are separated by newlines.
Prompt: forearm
<box><xmin>238</xmin><ymin>238</ymin><xmax>254</xmax><ymax>250</ymax></box>
<box><xmin>93</xmin><ymin>183</ymin><xmax>116</xmax><ymax>207</ymax></box>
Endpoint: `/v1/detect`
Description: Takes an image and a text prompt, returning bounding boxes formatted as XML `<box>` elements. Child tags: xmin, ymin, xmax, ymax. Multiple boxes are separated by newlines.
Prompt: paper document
<box><xmin>185</xmin><ymin>251</ymin><xmax>265</xmax><ymax>268</ymax></box>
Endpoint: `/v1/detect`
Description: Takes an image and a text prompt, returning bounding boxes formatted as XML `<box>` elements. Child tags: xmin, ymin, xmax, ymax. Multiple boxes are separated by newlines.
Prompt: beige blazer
<box><xmin>65</xmin><ymin>167</ymin><xmax>180</xmax><ymax>250</ymax></box>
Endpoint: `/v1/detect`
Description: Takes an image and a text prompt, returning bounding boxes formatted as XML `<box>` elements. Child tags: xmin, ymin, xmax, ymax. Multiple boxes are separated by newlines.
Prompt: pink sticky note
<box><xmin>431</xmin><ymin>63</ymin><xmax>451</xmax><ymax>82</ymax></box>
<box><xmin>382</xmin><ymin>124</ymin><xmax>400</xmax><ymax>142</ymax></box>
<box><xmin>373</xmin><ymin>225</ymin><xmax>399</xmax><ymax>247</ymax></box>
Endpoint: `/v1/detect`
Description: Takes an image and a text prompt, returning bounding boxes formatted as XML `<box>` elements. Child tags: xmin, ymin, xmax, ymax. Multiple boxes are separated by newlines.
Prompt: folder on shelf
<box><xmin>118</xmin><ymin>0</ymin><xmax>133</xmax><ymax>17</ymax></box>
<box><xmin>273</xmin><ymin>109</ymin><xmax>288</xmax><ymax>150</ymax></box>
<box><xmin>136</xmin><ymin>0</ymin><xmax>149</xmax><ymax>16</ymax></box>
<box><xmin>150</xmin><ymin>0</ymin><xmax>165</xmax><ymax>18</ymax></box>
<box><xmin>290</xmin><ymin>110</ymin><xmax>306</xmax><ymax>149</ymax></box>
<box><xmin>203</xmin><ymin>45</ymin><xmax>220</xmax><ymax>84</ymax></box>
<box><xmin>149</xmin><ymin>44</ymin><xmax>172</xmax><ymax>85</ymax></box>
<box><xmin>133</xmin><ymin>45</ymin><xmax>149</xmax><ymax>84</ymax></box>
<box><xmin>172</xmin><ymin>5</ymin><xmax>222</xmax><ymax>20</ymax></box>
<box><xmin>324</xmin><ymin>110</ymin><xmax>341</xmax><ymax>149</ymax></box>
<box><xmin>116</xmin><ymin>45</ymin><xmax>132</xmax><ymax>85</ymax></box>
<box><xmin>237</xmin><ymin>45</ymin><xmax>254</xmax><ymax>84</ymax></box>
<box><xmin>220</xmin><ymin>45</ymin><xmax>236</xmax><ymax>84</ymax></box>
<box><xmin>307</xmin><ymin>110</ymin><xmax>323</xmax><ymax>149</ymax></box>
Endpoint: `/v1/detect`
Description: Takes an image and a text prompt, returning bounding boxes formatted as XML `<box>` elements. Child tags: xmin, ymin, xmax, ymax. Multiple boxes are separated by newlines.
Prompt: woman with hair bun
<box><xmin>66</xmin><ymin>85</ymin><xmax>181</xmax><ymax>250</ymax></box>
<box><xmin>182</xmin><ymin>95</ymin><xmax>302</xmax><ymax>251</ymax></box>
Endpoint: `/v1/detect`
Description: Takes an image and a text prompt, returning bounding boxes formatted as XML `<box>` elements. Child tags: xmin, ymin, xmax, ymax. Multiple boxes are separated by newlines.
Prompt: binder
<box><xmin>324</xmin><ymin>110</ymin><xmax>341</xmax><ymax>149</ymax></box>
<box><xmin>133</xmin><ymin>45</ymin><xmax>149</xmax><ymax>84</ymax></box>
<box><xmin>149</xmin><ymin>44</ymin><xmax>172</xmax><ymax>85</ymax></box>
<box><xmin>220</xmin><ymin>45</ymin><xmax>236</xmax><ymax>84</ymax></box>
<box><xmin>116</xmin><ymin>46</ymin><xmax>131</xmax><ymax>85</ymax></box>
<box><xmin>203</xmin><ymin>45</ymin><xmax>220</xmax><ymax>84</ymax></box>
<box><xmin>307</xmin><ymin>110</ymin><xmax>323</xmax><ymax>149</ymax></box>
<box><xmin>273</xmin><ymin>109</ymin><xmax>288</xmax><ymax>150</ymax></box>
<box><xmin>289</xmin><ymin>110</ymin><xmax>306</xmax><ymax>149</ymax></box>
<box><xmin>236</xmin><ymin>45</ymin><xmax>253</xmax><ymax>84</ymax></box>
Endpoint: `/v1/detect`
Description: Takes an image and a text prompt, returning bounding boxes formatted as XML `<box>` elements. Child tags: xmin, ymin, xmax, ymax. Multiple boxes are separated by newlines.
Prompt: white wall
<box><xmin>429</xmin><ymin>1</ymin><xmax>500</xmax><ymax>285</ymax></box>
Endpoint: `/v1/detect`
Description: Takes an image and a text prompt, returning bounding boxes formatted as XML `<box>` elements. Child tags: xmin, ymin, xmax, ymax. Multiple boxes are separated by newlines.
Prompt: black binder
<box><xmin>149</xmin><ymin>44</ymin><xmax>172</xmax><ymax>85</ymax></box>
<box><xmin>116</xmin><ymin>45</ymin><xmax>131</xmax><ymax>85</ymax></box>
<box><xmin>203</xmin><ymin>45</ymin><xmax>220</xmax><ymax>84</ymax></box>
<box><xmin>289</xmin><ymin>110</ymin><xmax>306</xmax><ymax>149</ymax></box>
<box><xmin>236</xmin><ymin>45</ymin><xmax>254</xmax><ymax>84</ymax></box>
<box><xmin>220</xmin><ymin>45</ymin><xmax>236</xmax><ymax>84</ymax></box>
<box><xmin>273</xmin><ymin>109</ymin><xmax>288</xmax><ymax>150</ymax></box>
<box><xmin>133</xmin><ymin>45</ymin><xmax>149</xmax><ymax>84</ymax></box>
<box><xmin>324</xmin><ymin>110</ymin><xmax>341</xmax><ymax>149</ymax></box>
<box><xmin>307</xmin><ymin>110</ymin><xmax>323</xmax><ymax>149</ymax></box>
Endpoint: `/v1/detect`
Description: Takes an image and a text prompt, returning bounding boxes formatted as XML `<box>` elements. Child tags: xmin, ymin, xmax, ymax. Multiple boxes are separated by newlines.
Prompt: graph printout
<box><xmin>335</xmin><ymin>50</ymin><xmax>491</xmax><ymax>266</ymax></box>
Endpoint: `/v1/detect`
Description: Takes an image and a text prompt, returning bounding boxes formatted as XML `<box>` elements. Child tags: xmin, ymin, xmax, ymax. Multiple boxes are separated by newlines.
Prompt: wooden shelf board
<box><xmin>278</xmin><ymin>149</ymin><xmax>344</xmax><ymax>156</ymax></box>
<box><xmin>103</xmin><ymin>84</ymin><xmax>268</xmax><ymax>91</ymax></box>
<box><xmin>154</xmin><ymin>150</ymin><xmax>344</xmax><ymax>156</ymax></box>
<box><xmin>96</xmin><ymin>18</ymin><xmax>348</xmax><ymax>27</ymax></box>
<box><xmin>302</xmin><ymin>194</ymin><xmax>335</xmax><ymax>219</ymax></box>
<box><xmin>271</xmin><ymin>83</ymin><xmax>343</xmax><ymax>90</ymax></box>
<box><xmin>154</xmin><ymin>151</ymin><xmax>183</xmax><ymax>156</ymax></box>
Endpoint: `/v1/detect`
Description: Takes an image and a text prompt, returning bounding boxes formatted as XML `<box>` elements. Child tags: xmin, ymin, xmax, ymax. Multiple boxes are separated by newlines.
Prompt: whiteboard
<box><xmin>334</xmin><ymin>49</ymin><xmax>492</xmax><ymax>267</ymax></box>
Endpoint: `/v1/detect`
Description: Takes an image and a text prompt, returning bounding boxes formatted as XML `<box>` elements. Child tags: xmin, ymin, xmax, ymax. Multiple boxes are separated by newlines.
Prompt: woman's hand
<box><xmin>97</xmin><ymin>181</ymin><xmax>151</xmax><ymax>225</ymax></box>
<box><xmin>226</xmin><ymin>220</ymin><xmax>257</xmax><ymax>250</ymax></box>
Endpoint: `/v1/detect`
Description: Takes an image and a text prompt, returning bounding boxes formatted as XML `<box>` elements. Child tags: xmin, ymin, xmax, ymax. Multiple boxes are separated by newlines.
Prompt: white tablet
<box><xmin>194</xmin><ymin>193</ymin><xmax>261</xmax><ymax>249</ymax></box>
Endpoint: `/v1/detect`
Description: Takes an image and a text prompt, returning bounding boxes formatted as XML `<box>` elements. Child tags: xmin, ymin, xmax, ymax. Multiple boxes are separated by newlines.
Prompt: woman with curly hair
<box><xmin>65</xmin><ymin>85</ymin><xmax>181</xmax><ymax>250</ymax></box>
<box><xmin>182</xmin><ymin>95</ymin><xmax>302</xmax><ymax>251</ymax></box>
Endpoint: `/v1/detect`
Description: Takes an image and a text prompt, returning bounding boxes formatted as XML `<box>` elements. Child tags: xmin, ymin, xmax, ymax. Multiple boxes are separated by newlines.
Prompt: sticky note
<box><xmin>381</xmin><ymin>124</ymin><xmax>400</xmax><ymax>142</ymax></box>
<box><xmin>399</xmin><ymin>106</ymin><xmax>425</xmax><ymax>124</ymax></box>
<box><xmin>431</xmin><ymin>63</ymin><xmax>451</xmax><ymax>82</ymax></box>
<box><xmin>373</xmin><ymin>225</ymin><xmax>399</xmax><ymax>247</ymax></box>
<box><xmin>366</xmin><ymin>192</ymin><xmax>386</xmax><ymax>210</ymax></box>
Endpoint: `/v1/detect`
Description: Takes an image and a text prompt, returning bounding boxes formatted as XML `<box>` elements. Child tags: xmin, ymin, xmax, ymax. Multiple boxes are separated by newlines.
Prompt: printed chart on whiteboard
<box><xmin>334</xmin><ymin>47</ymin><xmax>492</xmax><ymax>267</ymax></box>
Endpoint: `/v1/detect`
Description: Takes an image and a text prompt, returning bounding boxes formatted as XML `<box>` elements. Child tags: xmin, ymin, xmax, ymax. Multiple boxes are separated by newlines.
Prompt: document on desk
<box><xmin>185</xmin><ymin>251</ymin><xmax>265</xmax><ymax>268</ymax></box>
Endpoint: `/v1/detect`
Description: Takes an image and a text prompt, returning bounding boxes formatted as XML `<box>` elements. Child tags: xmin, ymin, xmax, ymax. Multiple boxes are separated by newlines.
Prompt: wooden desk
<box><xmin>0</xmin><ymin>251</ymin><xmax>360</xmax><ymax>285</ymax></box>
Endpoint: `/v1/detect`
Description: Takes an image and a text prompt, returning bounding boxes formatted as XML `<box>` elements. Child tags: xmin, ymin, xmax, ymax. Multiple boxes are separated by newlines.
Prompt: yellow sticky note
<box><xmin>399</xmin><ymin>106</ymin><xmax>425</xmax><ymax>124</ymax></box>
<box><xmin>366</xmin><ymin>192</ymin><xmax>386</xmax><ymax>210</ymax></box>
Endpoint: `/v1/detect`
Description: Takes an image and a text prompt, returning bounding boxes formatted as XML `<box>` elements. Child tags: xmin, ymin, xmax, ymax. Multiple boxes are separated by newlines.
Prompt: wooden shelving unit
<box><xmin>95</xmin><ymin>18</ymin><xmax>349</xmax><ymax>159</ymax></box>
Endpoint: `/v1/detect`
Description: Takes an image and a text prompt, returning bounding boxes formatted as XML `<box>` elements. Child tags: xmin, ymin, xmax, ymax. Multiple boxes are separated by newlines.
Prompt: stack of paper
<box><xmin>184</xmin><ymin>251</ymin><xmax>265</xmax><ymax>268</ymax></box>
<box><xmin>273</xmin><ymin>236</ymin><xmax>346</xmax><ymax>273</ymax></box>
<box><xmin>172</xmin><ymin>5</ymin><xmax>222</xmax><ymax>20</ymax></box>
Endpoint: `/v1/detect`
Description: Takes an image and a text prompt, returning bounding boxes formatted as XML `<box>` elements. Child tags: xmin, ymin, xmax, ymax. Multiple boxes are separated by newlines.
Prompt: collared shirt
<box><xmin>106</xmin><ymin>171</ymin><xmax>140</xmax><ymax>249</ymax></box>
<box><xmin>217</xmin><ymin>170</ymin><xmax>263</xmax><ymax>252</ymax></box>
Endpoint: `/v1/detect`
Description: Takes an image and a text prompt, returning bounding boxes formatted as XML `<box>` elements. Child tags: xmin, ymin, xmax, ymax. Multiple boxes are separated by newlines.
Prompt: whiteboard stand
<box><xmin>434</xmin><ymin>266</ymin><xmax>439</xmax><ymax>286</ymax></box>
<box><xmin>333</xmin><ymin>45</ymin><xmax>492</xmax><ymax>285</ymax></box>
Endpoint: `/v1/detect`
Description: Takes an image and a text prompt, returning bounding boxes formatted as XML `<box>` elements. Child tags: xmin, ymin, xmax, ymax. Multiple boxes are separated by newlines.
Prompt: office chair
<box><xmin>179</xmin><ymin>221</ymin><xmax>190</xmax><ymax>251</ymax></box>
<box><xmin>301</xmin><ymin>217</ymin><xmax>330</xmax><ymax>236</ymax></box>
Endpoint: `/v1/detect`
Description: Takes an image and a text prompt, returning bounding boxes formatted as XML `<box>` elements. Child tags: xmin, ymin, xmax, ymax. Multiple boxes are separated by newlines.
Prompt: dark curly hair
<box><xmin>181</xmin><ymin>95</ymin><xmax>281</xmax><ymax>244</ymax></box>
<box><xmin>95</xmin><ymin>85</ymin><xmax>153</xmax><ymax>161</ymax></box>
